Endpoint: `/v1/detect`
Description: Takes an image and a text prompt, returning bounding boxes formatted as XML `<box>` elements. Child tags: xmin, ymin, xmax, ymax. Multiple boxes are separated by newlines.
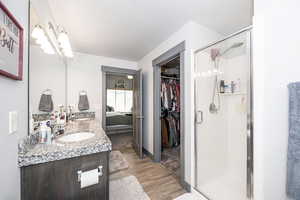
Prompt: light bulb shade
<box><xmin>58</xmin><ymin>31</ymin><xmax>74</xmax><ymax>58</ymax></box>
<box><xmin>41</xmin><ymin>42</ymin><xmax>51</xmax><ymax>50</ymax></box>
<box><xmin>41</xmin><ymin>42</ymin><xmax>55</xmax><ymax>54</ymax></box>
<box><xmin>31</xmin><ymin>26</ymin><xmax>44</xmax><ymax>39</ymax></box>
<box><xmin>58</xmin><ymin>32</ymin><xmax>71</xmax><ymax>49</ymax></box>
<box><xmin>31</xmin><ymin>24</ymin><xmax>57</xmax><ymax>55</ymax></box>
<box><xmin>65</xmin><ymin>51</ymin><xmax>74</xmax><ymax>58</ymax></box>
<box><xmin>35</xmin><ymin>34</ymin><xmax>48</xmax><ymax>45</ymax></box>
<box><xmin>44</xmin><ymin>47</ymin><xmax>55</xmax><ymax>55</ymax></box>
<box><xmin>63</xmin><ymin>48</ymin><xmax>73</xmax><ymax>57</ymax></box>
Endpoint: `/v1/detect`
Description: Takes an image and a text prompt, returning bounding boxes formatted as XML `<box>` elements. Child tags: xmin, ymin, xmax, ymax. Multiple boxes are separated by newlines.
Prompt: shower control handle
<box><xmin>195</xmin><ymin>110</ymin><xmax>203</xmax><ymax>124</ymax></box>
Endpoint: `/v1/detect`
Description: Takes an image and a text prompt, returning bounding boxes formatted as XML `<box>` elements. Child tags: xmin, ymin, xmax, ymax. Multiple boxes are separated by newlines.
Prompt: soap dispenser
<box><xmin>39</xmin><ymin>121</ymin><xmax>47</xmax><ymax>144</ymax></box>
<box><xmin>46</xmin><ymin>121</ymin><xmax>52</xmax><ymax>144</ymax></box>
<box><xmin>39</xmin><ymin>121</ymin><xmax>52</xmax><ymax>144</ymax></box>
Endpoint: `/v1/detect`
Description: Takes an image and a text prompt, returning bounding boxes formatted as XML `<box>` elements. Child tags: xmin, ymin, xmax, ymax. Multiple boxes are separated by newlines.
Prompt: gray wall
<box><xmin>0</xmin><ymin>0</ymin><xmax>29</xmax><ymax>199</ymax></box>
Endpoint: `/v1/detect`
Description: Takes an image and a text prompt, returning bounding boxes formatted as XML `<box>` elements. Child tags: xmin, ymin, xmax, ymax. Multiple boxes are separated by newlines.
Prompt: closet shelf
<box><xmin>161</xmin><ymin>76</ymin><xmax>180</xmax><ymax>80</ymax></box>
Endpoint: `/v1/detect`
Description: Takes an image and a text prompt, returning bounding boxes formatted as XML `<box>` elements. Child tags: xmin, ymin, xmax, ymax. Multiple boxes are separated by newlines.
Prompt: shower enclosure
<box><xmin>194</xmin><ymin>28</ymin><xmax>252</xmax><ymax>200</ymax></box>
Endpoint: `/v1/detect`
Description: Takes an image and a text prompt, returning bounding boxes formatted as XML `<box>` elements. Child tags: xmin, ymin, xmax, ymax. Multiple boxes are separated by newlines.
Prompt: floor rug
<box><xmin>110</xmin><ymin>175</ymin><xmax>150</xmax><ymax>200</ymax></box>
<box><xmin>109</xmin><ymin>150</ymin><xmax>129</xmax><ymax>174</ymax></box>
<box><xmin>174</xmin><ymin>193</ymin><xmax>205</xmax><ymax>200</ymax></box>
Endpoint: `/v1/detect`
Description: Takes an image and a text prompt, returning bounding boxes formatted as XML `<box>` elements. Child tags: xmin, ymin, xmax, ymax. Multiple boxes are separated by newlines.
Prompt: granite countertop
<box><xmin>18</xmin><ymin>119</ymin><xmax>112</xmax><ymax>167</ymax></box>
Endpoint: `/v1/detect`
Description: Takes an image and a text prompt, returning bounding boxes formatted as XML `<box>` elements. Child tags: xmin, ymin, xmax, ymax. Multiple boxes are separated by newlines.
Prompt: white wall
<box><xmin>253</xmin><ymin>0</ymin><xmax>300</xmax><ymax>199</ymax></box>
<box><xmin>67</xmin><ymin>52</ymin><xmax>138</xmax><ymax>120</ymax></box>
<box><xmin>138</xmin><ymin>21</ymin><xmax>222</xmax><ymax>185</ymax></box>
<box><xmin>0</xmin><ymin>0</ymin><xmax>28</xmax><ymax>199</ymax></box>
<box><xmin>30</xmin><ymin>45</ymin><xmax>66</xmax><ymax>113</ymax></box>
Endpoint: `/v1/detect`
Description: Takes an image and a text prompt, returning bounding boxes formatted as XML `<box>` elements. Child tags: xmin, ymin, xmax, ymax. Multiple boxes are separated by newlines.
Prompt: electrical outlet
<box><xmin>9</xmin><ymin>111</ymin><xmax>18</xmax><ymax>134</ymax></box>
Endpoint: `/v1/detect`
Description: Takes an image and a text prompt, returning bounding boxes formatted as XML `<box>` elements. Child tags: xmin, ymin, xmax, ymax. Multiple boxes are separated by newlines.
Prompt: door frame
<box><xmin>134</xmin><ymin>69</ymin><xmax>143</xmax><ymax>158</ymax></box>
<box><xmin>152</xmin><ymin>41</ymin><xmax>186</xmax><ymax>186</ymax></box>
<box><xmin>101</xmin><ymin>65</ymin><xmax>138</xmax><ymax>132</ymax></box>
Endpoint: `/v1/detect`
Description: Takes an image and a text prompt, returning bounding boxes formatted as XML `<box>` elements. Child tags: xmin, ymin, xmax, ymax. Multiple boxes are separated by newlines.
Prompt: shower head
<box><xmin>220</xmin><ymin>42</ymin><xmax>244</xmax><ymax>56</ymax></box>
<box><xmin>231</xmin><ymin>42</ymin><xmax>244</xmax><ymax>48</ymax></box>
<box><xmin>210</xmin><ymin>42</ymin><xmax>244</xmax><ymax>61</ymax></box>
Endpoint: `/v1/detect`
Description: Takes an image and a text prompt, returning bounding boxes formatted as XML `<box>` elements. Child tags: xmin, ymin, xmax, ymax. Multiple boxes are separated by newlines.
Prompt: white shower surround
<box><xmin>194</xmin><ymin>34</ymin><xmax>249</xmax><ymax>199</ymax></box>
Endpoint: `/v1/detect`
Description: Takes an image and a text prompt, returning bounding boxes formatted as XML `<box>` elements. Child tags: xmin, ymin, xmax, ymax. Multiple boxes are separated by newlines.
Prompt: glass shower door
<box><xmin>194</xmin><ymin>30</ymin><xmax>252</xmax><ymax>200</ymax></box>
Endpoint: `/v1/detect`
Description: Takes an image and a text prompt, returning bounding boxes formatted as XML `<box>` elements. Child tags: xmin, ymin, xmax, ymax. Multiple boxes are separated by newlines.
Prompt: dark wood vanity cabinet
<box><xmin>21</xmin><ymin>152</ymin><xmax>109</xmax><ymax>200</ymax></box>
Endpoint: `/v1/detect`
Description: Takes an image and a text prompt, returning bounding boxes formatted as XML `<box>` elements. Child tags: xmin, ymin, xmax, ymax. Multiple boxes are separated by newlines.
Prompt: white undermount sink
<box><xmin>57</xmin><ymin>132</ymin><xmax>95</xmax><ymax>143</ymax></box>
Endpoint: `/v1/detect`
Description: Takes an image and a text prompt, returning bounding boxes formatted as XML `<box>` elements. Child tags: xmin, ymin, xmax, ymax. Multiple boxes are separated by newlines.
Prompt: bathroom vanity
<box><xmin>19</xmin><ymin>120</ymin><xmax>112</xmax><ymax>200</ymax></box>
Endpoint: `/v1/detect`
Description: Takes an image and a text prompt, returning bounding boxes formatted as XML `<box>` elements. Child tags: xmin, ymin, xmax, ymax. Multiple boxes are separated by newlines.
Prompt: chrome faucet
<box><xmin>51</xmin><ymin>122</ymin><xmax>65</xmax><ymax>138</ymax></box>
<box><xmin>67</xmin><ymin>105</ymin><xmax>75</xmax><ymax>122</ymax></box>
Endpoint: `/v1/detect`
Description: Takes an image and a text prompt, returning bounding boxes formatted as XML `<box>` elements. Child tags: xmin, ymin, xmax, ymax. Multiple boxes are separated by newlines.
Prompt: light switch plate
<box><xmin>9</xmin><ymin>111</ymin><xmax>18</xmax><ymax>134</ymax></box>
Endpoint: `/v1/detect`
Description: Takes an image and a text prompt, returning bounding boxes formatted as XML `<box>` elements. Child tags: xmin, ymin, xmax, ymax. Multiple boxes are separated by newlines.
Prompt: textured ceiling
<box><xmin>47</xmin><ymin>0</ymin><xmax>252</xmax><ymax>61</ymax></box>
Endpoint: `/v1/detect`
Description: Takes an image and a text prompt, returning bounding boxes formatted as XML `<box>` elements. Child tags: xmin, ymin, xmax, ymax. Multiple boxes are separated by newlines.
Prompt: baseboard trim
<box><xmin>182</xmin><ymin>181</ymin><xmax>191</xmax><ymax>192</ymax></box>
<box><xmin>191</xmin><ymin>188</ymin><xmax>209</xmax><ymax>200</ymax></box>
<box><xmin>142</xmin><ymin>148</ymin><xmax>154</xmax><ymax>160</ymax></box>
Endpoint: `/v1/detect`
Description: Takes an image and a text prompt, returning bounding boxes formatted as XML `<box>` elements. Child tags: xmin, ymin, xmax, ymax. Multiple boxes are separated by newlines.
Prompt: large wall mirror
<box><xmin>28</xmin><ymin>0</ymin><xmax>143</xmax><ymax>157</ymax></box>
<box><xmin>29</xmin><ymin>4</ymin><xmax>66</xmax><ymax>134</ymax></box>
<box><xmin>28</xmin><ymin>1</ymin><xmax>96</xmax><ymax>134</ymax></box>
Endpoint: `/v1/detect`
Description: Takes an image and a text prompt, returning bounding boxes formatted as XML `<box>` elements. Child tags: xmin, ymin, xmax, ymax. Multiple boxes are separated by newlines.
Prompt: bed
<box><xmin>106</xmin><ymin>111</ymin><xmax>132</xmax><ymax>126</ymax></box>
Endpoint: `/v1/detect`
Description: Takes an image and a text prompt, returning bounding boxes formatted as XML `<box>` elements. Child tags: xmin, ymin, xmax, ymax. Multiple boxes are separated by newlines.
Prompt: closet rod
<box><xmin>161</xmin><ymin>76</ymin><xmax>180</xmax><ymax>80</ymax></box>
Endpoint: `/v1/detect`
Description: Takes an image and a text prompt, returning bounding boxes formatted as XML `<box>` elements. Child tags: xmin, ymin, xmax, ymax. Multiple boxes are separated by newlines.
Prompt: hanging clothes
<box><xmin>161</xmin><ymin>79</ymin><xmax>180</xmax><ymax>111</ymax></box>
<box><xmin>161</xmin><ymin>119</ymin><xmax>169</xmax><ymax>147</ymax></box>
<box><xmin>175</xmin><ymin>83</ymin><xmax>180</xmax><ymax>112</ymax></box>
<box><xmin>161</xmin><ymin>82</ymin><xmax>169</xmax><ymax>109</ymax></box>
<box><xmin>161</xmin><ymin>78</ymin><xmax>180</xmax><ymax>148</ymax></box>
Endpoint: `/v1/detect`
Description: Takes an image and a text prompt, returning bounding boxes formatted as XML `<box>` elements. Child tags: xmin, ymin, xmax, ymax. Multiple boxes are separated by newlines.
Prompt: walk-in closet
<box><xmin>160</xmin><ymin>56</ymin><xmax>181</xmax><ymax>179</ymax></box>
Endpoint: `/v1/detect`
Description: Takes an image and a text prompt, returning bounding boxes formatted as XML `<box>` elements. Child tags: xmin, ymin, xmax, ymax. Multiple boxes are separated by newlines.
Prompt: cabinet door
<box><xmin>21</xmin><ymin>152</ymin><xmax>109</xmax><ymax>200</ymax></box>
<box><xmin>21</xmin><ymin>160</ymin><xmax>60</xmax><ymax>200</ymax></box>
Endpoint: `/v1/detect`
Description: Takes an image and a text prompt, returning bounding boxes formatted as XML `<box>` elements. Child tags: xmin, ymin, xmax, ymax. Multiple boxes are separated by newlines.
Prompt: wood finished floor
<box><xmin>110</xmin><ymin>147</ymin><xmax>186</xmax><ymax>200</ymax></box>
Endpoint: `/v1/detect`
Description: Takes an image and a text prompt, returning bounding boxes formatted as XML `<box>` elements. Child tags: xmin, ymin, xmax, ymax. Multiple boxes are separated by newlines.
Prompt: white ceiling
<box><xmin>47</xmin><ymin>0</ymin><xmax>252</xmax><ymax>61</ymax></box>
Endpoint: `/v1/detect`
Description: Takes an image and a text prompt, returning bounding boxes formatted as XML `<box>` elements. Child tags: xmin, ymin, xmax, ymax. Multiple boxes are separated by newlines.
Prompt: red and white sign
<box><xmin>0</xmin><ymin>1</ymin><xmax>23</xmax><ymax>80</ymax></box>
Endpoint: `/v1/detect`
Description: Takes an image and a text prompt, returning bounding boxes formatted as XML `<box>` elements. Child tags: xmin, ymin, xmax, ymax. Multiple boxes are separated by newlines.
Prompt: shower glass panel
<box><xmin>194</xmin><ymin>30</ymin><xmax>251</xmax><ymax>200</ymax></box>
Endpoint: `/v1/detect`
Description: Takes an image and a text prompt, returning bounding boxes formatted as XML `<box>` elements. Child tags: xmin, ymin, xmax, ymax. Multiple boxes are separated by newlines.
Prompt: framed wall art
<box><xmin>0</xmin><ymin>1</ymin><xmax>24</xmax><ymax>80</ymax></box>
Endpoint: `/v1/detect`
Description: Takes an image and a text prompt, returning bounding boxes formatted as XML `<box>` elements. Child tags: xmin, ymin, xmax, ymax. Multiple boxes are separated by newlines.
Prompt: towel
<box><xmin>78</xmin><ymin>94</ymin><xmax>89</xmax><ymax>111</ymax></box>
<box><xmin>287</xmin><ymin>82</ymin><xmax>300</xmax><ymax>199</ymax></box>
<box><xmin>38</xmin><ymin>94</ymin><xmax>53</xmax><ymax>112</ymax></box>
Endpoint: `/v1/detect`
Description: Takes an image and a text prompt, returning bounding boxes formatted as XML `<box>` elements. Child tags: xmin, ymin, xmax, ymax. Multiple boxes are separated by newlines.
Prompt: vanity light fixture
<box><xmin>127</xmin><ymin>75</ymin><xmax>134</xmax><ymax>80</ymax></box>
<box><xmin>31</xmin><ymin>25</ymin><xmax>55</xmax><ymax>55</ymax></box>
<box><xmin>58</xmin><ymin>31</ymin><xmax>74</xmax><ymax>58</ymax></box>
<box><xmin>31</xmin><ymin>25</ymin><xmax>44</xmax><ymax>39</ymax></box>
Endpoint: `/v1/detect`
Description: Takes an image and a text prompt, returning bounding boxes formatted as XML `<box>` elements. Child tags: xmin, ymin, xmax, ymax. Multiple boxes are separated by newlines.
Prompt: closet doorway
<box><xmin>153</xmin><ymin>42</ymin><xmax>185</xmax><ymax>186</ymax></box>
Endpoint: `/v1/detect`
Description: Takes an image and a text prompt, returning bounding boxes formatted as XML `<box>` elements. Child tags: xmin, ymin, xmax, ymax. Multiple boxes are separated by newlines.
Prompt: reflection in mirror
<box><xmin>106</xmin><ymin>74</ymin><xmax>133</xmax><ymax>133</ymax></box>
<box><xmin>29</xmin><ymin>5</ymin><xmax>66</xmax><ymax>134</ymax></box>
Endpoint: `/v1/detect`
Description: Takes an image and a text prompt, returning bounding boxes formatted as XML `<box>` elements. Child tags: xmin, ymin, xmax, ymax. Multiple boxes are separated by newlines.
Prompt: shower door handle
<box><xmin>195</xmin><ymin>110</ymin><xmax>203</xmax><ymax>124</ymax></box>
